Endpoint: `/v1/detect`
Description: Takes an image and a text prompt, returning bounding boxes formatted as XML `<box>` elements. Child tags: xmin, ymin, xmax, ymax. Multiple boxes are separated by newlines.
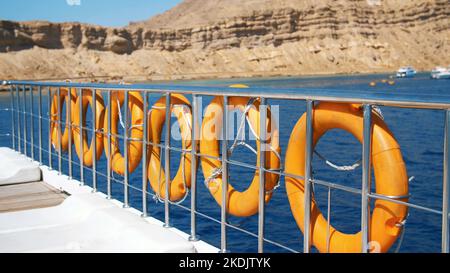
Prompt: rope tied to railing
<box><xmin>312</xmin><ymin>106</ymin><xmax>385</xmax><ymax>172</ymax></box>
<box><xmin>314</xmin><ymin>150</ymin><xmax>362</xmax><ymax>171</ymax></box>
<box><xmin>204</xmin><ymin>97</ymin><xmax>282</xmax><ymax>194</ymax></box>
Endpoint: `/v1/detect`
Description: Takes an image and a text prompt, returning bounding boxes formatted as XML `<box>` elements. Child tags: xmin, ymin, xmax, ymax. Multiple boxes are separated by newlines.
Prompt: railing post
<box><xmin>164</xmin><ymin>92</ymin><xmax>171</xmax><ymax>228</ymax></box>
<box><xmin>220</xmin><ymin>95</ymin><xmax>229</xmax><ymax>253</ymax></box>
<box><xmin>30</xmin><ymin>86</ymin><xmax>34</xmax><ymax>161</ymax></box>
<box><xmin>10</xmin><ymin>85</ymin><xmax>15</xmax><ymax>151</ymax></box>
<box><xmin>57</xmin><ymin>87</ymin><xmax>62</xmax><ymax>175</ymax></box>
<box><xmin>92</xmin><ymin>89</ymin><xmax>97</xmax><ymax>192</ymax></box>
<box><xmin>38</xmin><ymin>86</ymin><xmax>43</xmax><ymax>165</ymax></box>
<box><xmin>362</xmin><ymin>104</ymin><xmax>373</xmax><ymax>253</ymax></box>
<box><xmin>107</xmin><ymin>90</ymin><xmax>112</xmax><ymax>199</ymax></box>
<box><xmin>304</xmin><ymin>100</ymin><xmax>314</xmax><ymax>253</ymax></box>
<box><xmin>258</xmin><ymin>97</ymin><xmax>267</xmax><ymax>253</ymax></box>
<box><xmin>326</xmin><ymin>187</ymin><xmax>332</xmax><ymax>253</ymax></box>
<box><xmin>67</xmin><ymin>88</ymin><xmax>73</xmax><ymax>178</ymax></box>
<box><xmin>123</xmin><ymin>90</ymin><xmax>130</xmax><ymax>208</ymax></box>
<box><xmin>22</xmin><ymin>85</ymin><xmax>27</xmax><ymax>157</ymax></box>
<box><xmin>48</xmin><ymin>88</ymin><xmax>52</xmax><ymax>169</ymax></box>
<box><xmin>189</xmin><ymin>94</ymin><xmax>200</xmax><ymax>241</ymax></box>
<box><xmin>442</xmin><ymin>110</ymin><xmax>450</xmax><ymax>253</ymax></box>
<box><xmin>142</xmin><ymin>91</ymin><xmax>148</xmax><ymax>218</ymax></box>
<box><xmin>78</xmin><ymin>88</ymin><xmax>84</xmax><ymax>184</ymax></box>
<box><xmin>16</xmin><ymin>85</ymin><xmax>21</xmax><ymax>154</ymax></box>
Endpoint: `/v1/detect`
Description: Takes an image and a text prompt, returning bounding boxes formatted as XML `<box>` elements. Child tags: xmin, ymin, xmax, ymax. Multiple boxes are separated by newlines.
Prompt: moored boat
<box><xmin>396</xmin><ymin>66</ymin><xmax>417</xmax><ymax>78</ymax></box>
<box><xmin>431</xmin><ymin>66</ymin><xmax>450</xmax><ymax>79</ymax></box>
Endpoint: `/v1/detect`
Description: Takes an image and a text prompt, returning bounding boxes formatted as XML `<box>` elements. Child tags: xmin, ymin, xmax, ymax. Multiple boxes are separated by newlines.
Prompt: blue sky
<box><xmin>0</xmin><ymin>0</ymin><xmax>182</xmax><ymax>27</ymax></box>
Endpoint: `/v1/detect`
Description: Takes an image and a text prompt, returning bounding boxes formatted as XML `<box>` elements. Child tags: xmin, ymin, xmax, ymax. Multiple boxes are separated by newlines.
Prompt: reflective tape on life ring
<box><xmin>104</xmin><ymin>91</ymin><xmax>144</xmax><ymax>175</ymax></box>
<box><xmin>285</xmin><ymin>102</ymin><xmax>409</xmax><ymax>253</ymax></box>
<box><xmin>200</xmin><ymin>96</ymin><xmax>281</xmax><ymax>217</ymax></box>
<box><xmin>146</xmin><ymin>94</ymin><xmax>195</xmax><ymax>202</ymax></box>
<box><xmin>50</xmin><ymin>87</ymin><xmax>77</xmax><ymax>151</ymax></box>
<box><xmin>72</xmin><ymin>89</ymin><xmax>105</xmax><ymax>167</ymax></box>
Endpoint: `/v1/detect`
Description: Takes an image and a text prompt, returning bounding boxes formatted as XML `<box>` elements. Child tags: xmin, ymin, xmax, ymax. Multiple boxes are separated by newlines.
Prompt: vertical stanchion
<box><xmin>362</xmin><ymin>104</ymin><xmax>373</xmax><ymax>253</ymax></box>
<box><xmin>123</xmin><ymin>90</ymin><xmax>130</xmax><ymax>208</ymax></box>
<box><xmin>22</xmin><ymin>85</ymin><xmax>27</xmax><ymax>157</ymax></box>
<box><xmin>38</xmin><ymin>86</ymin><xmax>43</xmax><ymax>165</ymax></box>
<box><xmin>57</xmin><ymin>87</ymin><xmax>62</xmax><ymax>175</ymax></box>
<box><xmin>220</xmin><ymin>95</ymin><xmax>229</xmax><ymax>253</ymax></box>
<box><xmin>92</xmin><ymin>89</ymin><xmax>97</xmax><ymax>192</ymax></box>
<box><xmin>30</xmin><ymin>86</ymin><xmax>34</xmax><ymax>160</ymax></box>
<box><xmin>16</xmin><ymin>85</ymin><xmax>21</xmax><ymax>154</ymax></box>
<box><xmin>326</xmin><ymin>187</ymin><xmax>332</xmax><ymax>253</ymax></box>
<box><xmin>442</xmin><ymin>110</ymin><xmax>450</xmax><ymax>253</ymax></box>
<box><xmin>10</xmin><ymin>85</ymin><xmax>15</xmax><ymax>150</ymax></box>
<box><xmin>189</xmin><ymin>94</ymin><xmax>199</xmax><ymax>241</ymax></box>
<box><xmin>142</xmin><ymin>91</ymin><xmax>148</xmax><ymax>217</ymax></box>
<box><xmin>107</xmin><ymin>91</ymin><xmax>112</xmax><ymax>199</ymax></box>
<box><xmin>48</xmin><ymin>88</ymin><xmax>52</xmax><ymax>169</ymax></box>
<box><xmin>67</xmin><ymin>87</ymin><xmax>73</xmax><ymax>178</ymax></box>
<box><xmin>258</xmin><ymin>97</ymin><xmax>267</xmax><ymax>253</ymax></box>
<box><xmin>78</xmin><ymin>88</ymin><xmax>84</xmax><ymax>185</ymax></box>
<box><xmin>304</xmin><ymin>100</ymin><xmax>314</xmax><ymax>253</ymax></box>
<box><xmin>164</xmin><ymin>92</ymin><xmax>171</xmax><ymax>228</ymax></box>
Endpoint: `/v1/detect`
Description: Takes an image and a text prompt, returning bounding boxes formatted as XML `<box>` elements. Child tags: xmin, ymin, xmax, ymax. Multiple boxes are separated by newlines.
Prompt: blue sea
<box><xmin>0</xmin><ymin>73</ymin><xmax>449</xmax><ymax>253</ymax></box>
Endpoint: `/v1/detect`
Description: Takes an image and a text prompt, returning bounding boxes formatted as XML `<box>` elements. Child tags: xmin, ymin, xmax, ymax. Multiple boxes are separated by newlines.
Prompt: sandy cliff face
<box><xmin>0</xmin><ymin>0</ymin><xmax>449</xmax><ymax>81</ymax></box>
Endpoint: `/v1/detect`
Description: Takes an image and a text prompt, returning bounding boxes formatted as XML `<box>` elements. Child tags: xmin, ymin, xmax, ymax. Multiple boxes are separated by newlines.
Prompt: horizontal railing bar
<box><xmin>313</xmin><ymin>179</ymin><xmax>362</xmax><ymax>195</ymax></box>
<box><xmin>369</xmin><ymin>193</ymin><xmax>445</xmax><ymax>216</ymax></box>
<box><xmin>5</xmin><ymin>81</ymin><xmax>450</xmax><ymax>110</ymax></box>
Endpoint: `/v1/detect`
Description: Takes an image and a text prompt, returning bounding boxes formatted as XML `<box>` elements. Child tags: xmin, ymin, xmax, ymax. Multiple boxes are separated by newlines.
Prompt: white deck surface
<box><xmin>0</xmin><ymin>148</ymin><xmax>218</xmax><ymax>253</ymax></box>
<box><xmin>0</xmin><ymin>148</ymin><xmax>41</xmax><ymax>185</ymax></box>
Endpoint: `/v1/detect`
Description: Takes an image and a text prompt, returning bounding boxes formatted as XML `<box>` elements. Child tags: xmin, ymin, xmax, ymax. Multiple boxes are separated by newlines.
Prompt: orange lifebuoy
<box><xmin>72</xmin><ymin>89</ymin><xmax>105</xmax><ymax>167</ymax></box>
<box><xmin>50</xmin><ymin>87</ymin><xmax>77</xmax><ymax>151</ymax></box>
<box><xmin>285</xmin><ymin>102</ymin><xmax>409</xmax><ymax>253</ymax></box>
<box><xmin>146</xmin><ymin>94</ymin><xmax>195</xmax><ymax>202</ymax></box>
<box><xmin>200</xmin><ymin>96</ymin><xmax>281</xmax><ymax>217</ymax></box>
<box><xmin>104</xmin><ymin>91</ymin><xmax>144</xmax><ymax>175</ymax></box>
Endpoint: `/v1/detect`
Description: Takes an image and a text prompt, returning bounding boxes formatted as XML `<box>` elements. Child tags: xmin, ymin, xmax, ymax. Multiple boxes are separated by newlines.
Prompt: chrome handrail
<box><xmin>2</xmin><ymin>80</ymin><xmax>449</xmax><ymax>253</ymax></box>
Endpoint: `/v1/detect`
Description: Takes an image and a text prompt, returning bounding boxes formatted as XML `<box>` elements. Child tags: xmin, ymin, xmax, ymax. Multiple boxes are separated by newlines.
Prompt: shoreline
<box><xmin>1</xmin><ymin>68</ymin><xmax>433</xmax><ymax>92</ymax></box>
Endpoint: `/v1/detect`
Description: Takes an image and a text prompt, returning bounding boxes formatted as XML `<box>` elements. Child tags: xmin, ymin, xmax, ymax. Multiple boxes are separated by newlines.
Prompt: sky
<box><xmin>0</xmin><ymin>0</ymin><xmax>182</xmax><ymax>27</ymax></box>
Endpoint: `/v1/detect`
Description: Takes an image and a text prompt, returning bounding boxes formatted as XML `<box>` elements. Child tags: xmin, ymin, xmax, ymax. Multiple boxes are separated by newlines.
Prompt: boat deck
<box><xmin>0</xmin><ymin>182</ymin><xmax>67</xmax><ymax>213</ymax></box>
<box><xmin>0</xmin><ymin>148</ymin><xmax>217</xmax><ymax>253</ymax></box>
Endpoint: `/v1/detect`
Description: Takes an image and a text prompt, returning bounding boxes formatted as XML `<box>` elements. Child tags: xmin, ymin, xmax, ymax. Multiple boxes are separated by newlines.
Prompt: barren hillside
<box><xmin>0</xmin><ymin>0</ymin><xmax>449</xmax><ymax>81</ymax></box>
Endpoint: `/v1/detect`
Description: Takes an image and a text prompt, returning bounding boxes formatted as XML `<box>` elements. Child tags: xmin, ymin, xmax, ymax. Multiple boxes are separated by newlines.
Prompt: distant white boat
<box><xmin>431</xmin><ymin>66</ymin><xmax>450</xmax><ymax>79</ymax></box>
<box><xmin>396</xmin><ymin>66</ymin><xmax>417</xmax><ymax>78</ymax></box>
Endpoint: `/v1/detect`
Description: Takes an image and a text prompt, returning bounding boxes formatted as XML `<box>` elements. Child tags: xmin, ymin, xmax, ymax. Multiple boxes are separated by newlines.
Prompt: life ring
<box><xmin>104</xmin><ymin>91</ymin><xmax>144</xmax><ymax>175</ymax></box>
<box><xmin>72</xmin><ymin>89</ymin><xmax>105</xmax><ymax>167</ymax></box>
<box><xmin>146</xmin><ymin>94</ymin><xmax>195</xmax><ymax>202</ymax></box>
<box><xmin>285</xmin><ymin>102</ymin><xmax>409</xmax><ymax>253</ymax></box>
<box><xmin>50</xmin><ymin>87</ymin><xmax>77</xmax><ymax>151</ymax></box>
<box><xmin>200</xmin><ymin>96</ymin><xmax>281</xmax><ymax>217</ymax></box>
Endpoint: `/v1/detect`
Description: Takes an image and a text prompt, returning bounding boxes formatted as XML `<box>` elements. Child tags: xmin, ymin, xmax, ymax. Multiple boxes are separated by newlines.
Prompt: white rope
<box><xmin>204</xmin><ymin>98</ymin><xmax>282</xmax><ymax>194</ymax></box>
<box><xmin>394</xmin><ymin>214</ymin><xmax>409</xmax><ymax>253</ymax></box>
<box><xmin>311</xmin><ymin>105</ymin><xmax>385</xmax><ymax>172</ymax></box>
<box><xmin>314</xmin><ymin>150</ymin><xmax>362</xmax><ymax>171</ymax></box>
<box><xmin>117</xmin><ymin>99</ymin><xmax>126</xmax><ymax>130</ymax></box>
<box><xmin>204</xmin><ymin>167</ymin><xmax>223</xmax><ymax>191</ymax></box>
<box><xmin>373</xmin><ymin>106</ymin><xmax>385</xmax><ymax>120</ymax></box>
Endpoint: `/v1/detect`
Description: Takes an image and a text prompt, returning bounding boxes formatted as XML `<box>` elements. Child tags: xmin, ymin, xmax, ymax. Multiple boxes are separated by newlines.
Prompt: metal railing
<box><xmin>2</xmin><ymin>80</ymin><xmax>450</xmax><ymax>253</ymax></box>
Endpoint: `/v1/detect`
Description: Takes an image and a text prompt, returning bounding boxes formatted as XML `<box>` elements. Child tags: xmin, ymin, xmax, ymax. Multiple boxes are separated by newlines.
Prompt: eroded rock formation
<box><xmin>0</xmin><ymin>0</ymin><xmax>449</xmax><ymax>80</ymax></box>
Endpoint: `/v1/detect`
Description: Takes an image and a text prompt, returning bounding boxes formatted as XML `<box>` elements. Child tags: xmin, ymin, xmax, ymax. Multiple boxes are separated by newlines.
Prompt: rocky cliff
<box><xmin>0</xmin><ymin>0</ymin><xmax>449</xmax><ymax>81</ymax></box>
